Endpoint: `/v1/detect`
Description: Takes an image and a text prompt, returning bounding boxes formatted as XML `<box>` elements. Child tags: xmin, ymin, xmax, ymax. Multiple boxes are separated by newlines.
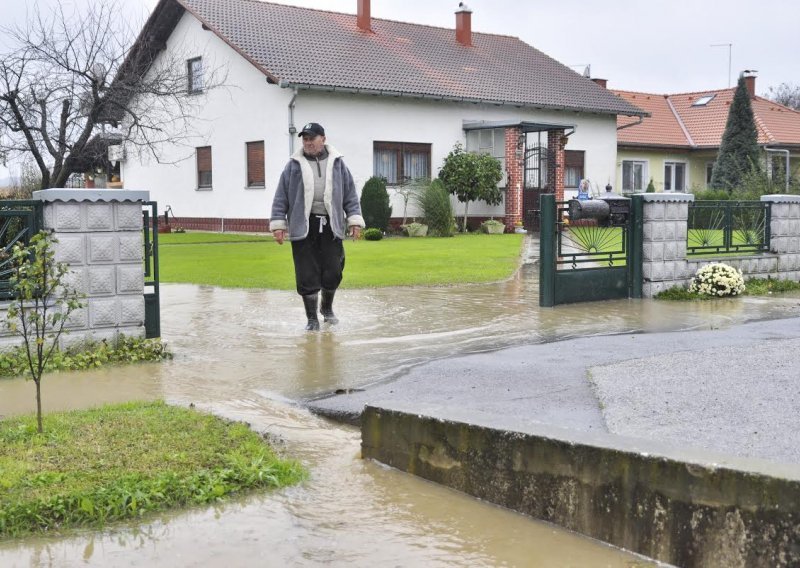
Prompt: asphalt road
<box><xmin>309</xmin><ymin>316</ymin><xmax>800</xmax><ymax>465</ymax></box>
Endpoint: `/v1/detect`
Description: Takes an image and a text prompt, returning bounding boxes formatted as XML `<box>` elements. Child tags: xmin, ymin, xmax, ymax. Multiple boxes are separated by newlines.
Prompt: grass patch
<box><xmin>654</xmin><ymin>286</ymin><xmax>708</xmax><ymax>301</ymax></box>
<box><xmin>159</xmin><ymin>233</ymin><xmax>525</xmax><ymax>289</ymax></box>
<box><xmin>157</xmin><ymin>232</ymin><xmax>273</xmax><ymax>245</ymax></box>
<box><xmin>0</xmin><ymin>401</ymin><xmax>306</xmax><ymax>537</ymax></box>
<box><xmin>0</xmin><ymin>336</ymin><xmax>171</xmax><ymax>379</ymax></box>
<box><xmin>744</xmin><ymin>277</ymin><xmax>800</xmax><ymax>295</ymax></box>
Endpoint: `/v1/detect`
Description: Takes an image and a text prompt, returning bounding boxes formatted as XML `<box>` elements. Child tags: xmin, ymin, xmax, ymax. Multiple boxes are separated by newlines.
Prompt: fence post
<box><xmin>539</xmin><ymin>194</ymin><xmax>556</xmax><ymax>307</ymax></box>
<box><xmin>629</xmin><ymin>194</ymin><xmax>643</xmax><ymax>298</ymax></box>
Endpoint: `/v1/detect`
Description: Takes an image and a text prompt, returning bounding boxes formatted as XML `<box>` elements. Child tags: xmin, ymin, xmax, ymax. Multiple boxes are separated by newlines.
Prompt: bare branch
<box><xmin>1</xmin><ymin>0</ymin><xmax>228</xmax><ymax>187</ymax></box>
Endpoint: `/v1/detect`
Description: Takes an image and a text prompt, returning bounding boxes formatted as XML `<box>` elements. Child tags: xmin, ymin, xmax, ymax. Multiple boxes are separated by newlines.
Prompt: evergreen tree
<box><xmin>710</xmin><ymin>76</ymin><xmax>762</xmax><ymax>193</ymax></box>
<box><xmin>360</xmin><ymin>177</ymin><xmax>392</xmax><ymax>231</ymax></box>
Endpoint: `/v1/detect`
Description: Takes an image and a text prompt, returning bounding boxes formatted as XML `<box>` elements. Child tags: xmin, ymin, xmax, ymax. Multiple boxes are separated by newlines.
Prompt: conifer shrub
<box><xmin>360</xmin><ymin>177</ymin><xmax>392</xmax><ymax>231</ymax></box>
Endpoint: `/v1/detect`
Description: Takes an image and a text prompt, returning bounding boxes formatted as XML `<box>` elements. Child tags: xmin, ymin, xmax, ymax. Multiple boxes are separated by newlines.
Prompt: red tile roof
<box><xmin>149</xmin><ymin>0</ymin><xmax>646</xmax><ymax>117</ymax></box>
<box><xmin>614</xmin><ymin>87</ymin><xmax>800</xmax><ymax>149</ymax></box>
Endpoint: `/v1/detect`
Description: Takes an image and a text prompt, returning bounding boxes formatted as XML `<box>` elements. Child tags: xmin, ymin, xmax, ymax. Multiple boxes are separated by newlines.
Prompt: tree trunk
<box><xmin>35</xmin><ymin>379</ymin><xmax>43</xmax><ymax>433</ymax></box>
<box><xmin>462</xmin><ymin>201</ymin><xmax>470</xmax><ymax>232</ymax></box>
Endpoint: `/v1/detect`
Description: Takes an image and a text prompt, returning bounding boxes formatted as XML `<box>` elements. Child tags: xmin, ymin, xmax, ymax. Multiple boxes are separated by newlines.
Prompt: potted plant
<box><xmin>480</xmin><ymin>219</ymin><xmax>506</xmax><ymax>234</ymax></box>
<box><xmin>513</xmin><ymin>220</ymin><xmax>526</xmax><ymax>234</ymax></box>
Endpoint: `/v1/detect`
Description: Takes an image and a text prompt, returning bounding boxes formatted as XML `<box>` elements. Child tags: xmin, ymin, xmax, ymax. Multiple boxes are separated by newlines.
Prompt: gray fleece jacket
<box><xmin>270</xmin><ymin>144</ymin><xmax>365</xmax><ymax>241</ymax></box>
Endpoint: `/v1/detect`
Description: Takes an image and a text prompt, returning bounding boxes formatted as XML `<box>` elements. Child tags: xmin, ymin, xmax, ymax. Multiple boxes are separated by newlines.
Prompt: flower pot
<box><xmin>405</xmin><ymin>224</ymin><xmax>428</xmax><ymax>237</ymax></box>
<box><xmin>482</xmin><ymin>223</ymin><xmax>506</xmax><ymax>234</ymax></box>
<box><xmin>514</xmin><ymin>227</ymin><xmax>527</xmax><ymax>234</ymax></box>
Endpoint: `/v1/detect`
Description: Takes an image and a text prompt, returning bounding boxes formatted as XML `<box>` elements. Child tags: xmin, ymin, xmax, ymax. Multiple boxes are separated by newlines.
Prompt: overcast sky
<box><xmin>2</xmin><ymin>0</ymin><xmax>799</xmax><ymax>180</ymax></box>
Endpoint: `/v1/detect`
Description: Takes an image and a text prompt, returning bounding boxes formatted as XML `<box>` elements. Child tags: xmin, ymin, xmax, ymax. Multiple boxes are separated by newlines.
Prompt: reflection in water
<box><xmin>1</xmin><ymin>269</ymin><xmax>798</xmax><ymax>565</ymax></box>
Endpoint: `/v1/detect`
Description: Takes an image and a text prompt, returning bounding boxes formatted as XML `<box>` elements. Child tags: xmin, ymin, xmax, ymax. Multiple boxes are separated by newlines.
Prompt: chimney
<box><xmin>455</xmin><ymin>3</ymin><xmax>472</xmax><ymax>47</ymax></box>
<box><xmin>741</xmin><ymin>70</ymin><xmax>757</xmax><ymax>98</ymax></box>
<box><xmin>592</xmin><ymin>78</ymin><xmax>608</xmax><ymax>89</ymax></box>
<box><xmin>357</xmin><ymin>0</ymin><xmax>371</xmax><ymax>32</ymax></box>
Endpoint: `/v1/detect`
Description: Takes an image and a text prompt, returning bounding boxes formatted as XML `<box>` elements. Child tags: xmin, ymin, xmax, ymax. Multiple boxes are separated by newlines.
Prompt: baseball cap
<box><xmin>298</xmin><ymin>122</ymin><xmax>325</xmax><ymax>137</ymax></box>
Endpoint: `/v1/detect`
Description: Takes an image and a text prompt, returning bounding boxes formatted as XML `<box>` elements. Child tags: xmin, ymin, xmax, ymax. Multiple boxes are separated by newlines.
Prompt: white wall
<box><xmin>123</xmin><ymin>10</ymin><xmax>619</xmax><ymax>222</ymax></box>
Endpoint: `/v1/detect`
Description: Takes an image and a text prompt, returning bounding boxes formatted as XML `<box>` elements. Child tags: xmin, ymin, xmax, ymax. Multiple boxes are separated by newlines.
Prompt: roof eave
<box><xmin>283</xmin><ymin>82</ymin><xmax>647</xmax><ymax>117</ymax></box>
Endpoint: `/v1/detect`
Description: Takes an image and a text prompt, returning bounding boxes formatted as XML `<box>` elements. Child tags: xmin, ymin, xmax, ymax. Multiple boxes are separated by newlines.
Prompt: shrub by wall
<box><xmin>360</xmin><ymin>177</ymin><xmax>392</xmax><ymax>231</ymax></box>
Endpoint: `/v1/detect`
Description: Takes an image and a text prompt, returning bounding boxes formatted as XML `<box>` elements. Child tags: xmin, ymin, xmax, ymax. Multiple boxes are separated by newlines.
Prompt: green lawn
<box><xmin>0</xmin><ymin>401</ymin><xmax>305</xmax><ymax>537</ymax></box>
<box><xmin>158</xmin><ymin>232</ymin><xmax>525</xmax><ymax>289</ymax></box>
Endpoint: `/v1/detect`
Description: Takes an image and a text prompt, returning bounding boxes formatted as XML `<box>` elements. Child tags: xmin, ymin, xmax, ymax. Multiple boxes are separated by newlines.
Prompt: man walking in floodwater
<box><xmin>270</xmin><ymin>122</ymin><xmax>364</xmax><ymax>330</ymax></box>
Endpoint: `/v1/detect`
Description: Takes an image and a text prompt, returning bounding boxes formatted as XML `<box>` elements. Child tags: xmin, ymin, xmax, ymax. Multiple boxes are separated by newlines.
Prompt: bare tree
<box><xmin>0</xmin><ymin>0</ymin><xmax>224</xmax><ymax>189</ymax></box>
<box><xmin>766</xmin><ymin>83</ymin><xmax>800</xmax><ymax>111</ymax></box>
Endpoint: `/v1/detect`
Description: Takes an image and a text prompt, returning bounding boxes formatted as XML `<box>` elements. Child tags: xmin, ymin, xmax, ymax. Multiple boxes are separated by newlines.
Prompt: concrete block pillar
<box><xmin>640</xmin><ymin>193</ymin><xmax>693</xmax><ymax>298</ymax></box>
<box><xmin>33</xmin><ymin>189</ymin><xmax>150</xmax><ymax>346</ymax></box>
<box><xmin>762</xmin><ymin>194</ymin><xmax>800</xmax><ymax>281</ymax></box>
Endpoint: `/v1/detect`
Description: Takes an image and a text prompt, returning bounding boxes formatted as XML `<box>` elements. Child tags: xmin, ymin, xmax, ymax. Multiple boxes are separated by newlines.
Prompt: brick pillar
<box><xmin>547</xmin><ymin>130</ymin><xmax>566</xmax><ymax>202</ymax></box>
<box><xmin>504</xmin><ymin>127</ymin><xmax>524</xmax><ymax>227</ymax></box>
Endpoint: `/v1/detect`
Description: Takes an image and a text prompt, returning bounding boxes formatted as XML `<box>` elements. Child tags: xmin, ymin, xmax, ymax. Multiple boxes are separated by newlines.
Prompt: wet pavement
<box><xmin>2</xmin><ymin>247</ymin><xmax>800</xmax><ymax>566</ymax></box>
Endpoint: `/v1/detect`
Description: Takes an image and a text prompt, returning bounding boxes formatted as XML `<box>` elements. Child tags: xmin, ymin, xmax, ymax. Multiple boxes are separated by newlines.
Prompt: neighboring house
<box><xmin>612</xmin><ymin>73</ymin><xmax>800</xmax><ymax>193</ymax></box>
<box><xmin>120</xmin><ymin>0</ymin><xmax>645</xmax><ymax>231</ymax></box>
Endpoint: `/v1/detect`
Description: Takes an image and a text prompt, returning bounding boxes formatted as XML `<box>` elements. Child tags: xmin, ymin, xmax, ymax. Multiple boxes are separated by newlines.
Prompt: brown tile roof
<box><xmin>161</xmin><ymin>0</ymin><xmax>645</xmax><ymax>117</ymax></box>
<box><xmin>614</xmin><ymin>87</ymin><xmax>800</xmax><ymax>149</ymax></box>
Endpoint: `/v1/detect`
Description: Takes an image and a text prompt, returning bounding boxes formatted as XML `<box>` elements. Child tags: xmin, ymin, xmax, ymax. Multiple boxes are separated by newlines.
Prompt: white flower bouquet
<box><xmin>689</xmin><ymin>262</ymin><xmax>745</xmax><ymax>297</ymax></box>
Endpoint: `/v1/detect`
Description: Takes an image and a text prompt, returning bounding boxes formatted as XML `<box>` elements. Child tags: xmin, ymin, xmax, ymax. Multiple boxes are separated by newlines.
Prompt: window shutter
<box><xmin>246</xmin><ymin>141</ymin><xmax>265</xmax><ymax>187</ymax></box>
<box><xmin>197</xmin><ymin>146</ymin><xmax>212</xmax><ymax>188</ymax></box>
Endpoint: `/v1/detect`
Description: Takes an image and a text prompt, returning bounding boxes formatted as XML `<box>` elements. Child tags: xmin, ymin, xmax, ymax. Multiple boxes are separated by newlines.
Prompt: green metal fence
<box><xmin>0</xmin><ymin>200</ymin><xmax>43</xmax><ymax>300</ymax></box>
<box><xmin>687</xmin><ymin>200</ymin><xmax>771</xmax><ymax>256</ymax></box>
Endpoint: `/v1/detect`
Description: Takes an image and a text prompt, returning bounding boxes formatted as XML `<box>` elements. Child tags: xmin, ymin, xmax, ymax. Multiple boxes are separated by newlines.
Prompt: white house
<box><xmin>120</xmin><ymin>0</ymin><xmax>646</xmax><ymax>231</ymax></box>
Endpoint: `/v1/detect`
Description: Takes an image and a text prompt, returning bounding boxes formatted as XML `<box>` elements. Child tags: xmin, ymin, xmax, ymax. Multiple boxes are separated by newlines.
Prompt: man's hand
<box><xmin>349</xmin><ymin>226</ymin><xmax>361</xmax><ymax>240</ymax></box>
<box><xmin>273</xmin><ymin>230</ymin><xmax>285</xmax><ymax>245</ymax></box>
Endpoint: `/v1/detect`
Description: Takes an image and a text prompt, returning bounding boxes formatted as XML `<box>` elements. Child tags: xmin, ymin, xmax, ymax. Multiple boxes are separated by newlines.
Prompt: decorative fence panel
<box><xmin>687</xmin><ymin>200</ymin><xmax>771</xmax><ymax>256</ymax></box>
<box><xmin>0</xmin><ymin>200</ymin><xmax>43</xmax><ymax>300</ymax></box>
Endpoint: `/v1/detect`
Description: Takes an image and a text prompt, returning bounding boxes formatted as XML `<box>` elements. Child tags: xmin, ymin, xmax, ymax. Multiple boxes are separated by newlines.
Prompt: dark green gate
<box><xmin>143</xmin><ymin>201</ymin><xmax>160</xmax><ymax>338</ymax></box>
<box><xmin>539</xmin><ymin>194</ymin><xmax>642</xmax><ymax>306</ymax></box>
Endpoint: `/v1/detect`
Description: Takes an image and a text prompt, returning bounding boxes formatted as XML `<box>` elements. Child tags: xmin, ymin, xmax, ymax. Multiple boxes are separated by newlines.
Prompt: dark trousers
<box><xmin>291</xmin><ymin>215</ymin><xmax>345</xmax><ymax>296</ymax></box>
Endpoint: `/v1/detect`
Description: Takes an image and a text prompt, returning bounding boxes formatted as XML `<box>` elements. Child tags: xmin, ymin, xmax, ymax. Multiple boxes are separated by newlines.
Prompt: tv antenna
<box><xmin>710</xmin><ymin>43</ymin><xmax>732</xmax><ymax>87</ymax></box>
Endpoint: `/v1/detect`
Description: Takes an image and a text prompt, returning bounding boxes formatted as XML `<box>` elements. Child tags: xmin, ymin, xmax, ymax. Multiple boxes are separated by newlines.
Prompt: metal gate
<box><xmin>539</xmin><ymin>194</ymin><xmax>642</xmax><ymax>306</ymax></box>
<box><xmin>522</xmin><ymin>131</ymin><xmax>550</xmax><ymax>232</ymax></box>
<box><xmin>143</xmin><ymin>201</ymin><xmax>160</xmax><ymax>338</ymax></box>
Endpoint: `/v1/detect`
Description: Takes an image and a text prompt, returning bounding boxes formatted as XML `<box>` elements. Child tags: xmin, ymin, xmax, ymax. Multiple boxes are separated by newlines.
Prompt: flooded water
<box><xmin>2</xmin><ymin>257</ymin><xmax>799</xmax><ymax>566</ymax></box>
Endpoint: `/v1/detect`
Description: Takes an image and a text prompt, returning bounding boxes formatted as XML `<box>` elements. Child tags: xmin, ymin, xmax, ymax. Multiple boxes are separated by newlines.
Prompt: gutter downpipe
<box><xmin>765</xmin><ymin>146</ymin><xmax>790</xmax><ymax>193</ymax></box>
<box><xmin>617</xmin><ymin>115</ymin><xmax>645</xmax><ymax>131</ymax></box>
<box><xmin>280</xmin><ymin>80</ymin><xmax>298</xmax><ymax>155</ymax></box>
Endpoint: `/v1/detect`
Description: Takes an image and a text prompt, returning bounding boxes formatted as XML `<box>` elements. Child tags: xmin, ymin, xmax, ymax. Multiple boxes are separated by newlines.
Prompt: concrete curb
<box><xmin>362</xmin><ymin>403</ymin><xmax>800</xmax><ymax>567</ymax></box>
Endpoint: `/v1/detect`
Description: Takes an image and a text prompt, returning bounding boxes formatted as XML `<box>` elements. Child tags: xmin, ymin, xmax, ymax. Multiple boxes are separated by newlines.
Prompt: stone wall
<box><xmin>0</xmin><ymin>190</ymin><xmax>149</xmax><ymax>349</ymax></box>
<box><xmin>641</xmin><ymin>193</ymin><xmax>800</xmax><ymax>297</ymax></box>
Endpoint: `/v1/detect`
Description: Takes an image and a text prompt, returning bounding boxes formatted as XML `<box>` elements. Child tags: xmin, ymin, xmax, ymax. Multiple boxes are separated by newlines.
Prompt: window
<box><xmin>692</xmin><ymin>94</ymin><xmax>716</xmax><ymax>106</ymax></box>
<box><xmin>706</xmin><ymin>162</ymin><xmax>715</xmax><ymax>187</ymax></box>
<box><xmin>246</xmin><ymin>141</ymin><xmax>265</xmax><ymax>188</ymax></box>
<box><xmin>465</xmin><ymin>128</ymin><xmax>506</xmax><ymax>186</ymax></box>
<box><xmin>564</xmin><ymin>150</ymin><xmax>585</xmax><ymax>188</ymax></box>
<box><xmin>664</xmin><ymin>161</ymin><xmax>686</xmax><ymax>191</ymax></box>
<box><xmin>621</xmin><ymin>160</ymin><xmax>646</xmax><ymax>192</ymax></box>
<box><xmin>373</xmin><ymin>142</ymin><xmax>431</xmax><ymax>184</ymax></box>
<box><xmin>188</xmin><ymin>57</ymin><xmax>204</xmax><ymax>94</ymax></box>
<box><xmin>196</xmin><ymin>146</ymin><xmax>212</xmax><ymax>189</ymax></box>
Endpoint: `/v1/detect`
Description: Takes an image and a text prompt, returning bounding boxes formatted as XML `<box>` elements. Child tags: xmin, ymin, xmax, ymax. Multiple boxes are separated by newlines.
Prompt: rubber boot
<box><xmin>320</xmin><ymin>289</ymin><xmax>339</xmax><ymax>325</ymax></box>
<box><xmin>302</xmin><ymin>293</ymin><xmax>320</xmax><ymax>331</ymax></box>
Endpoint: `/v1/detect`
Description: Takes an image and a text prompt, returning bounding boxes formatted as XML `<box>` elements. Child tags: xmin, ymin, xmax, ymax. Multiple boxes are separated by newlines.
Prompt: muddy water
<box><xmin>1</xmin><ymin>264</ymin><xmax>798</xmax><ymax>566</ymax></box>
